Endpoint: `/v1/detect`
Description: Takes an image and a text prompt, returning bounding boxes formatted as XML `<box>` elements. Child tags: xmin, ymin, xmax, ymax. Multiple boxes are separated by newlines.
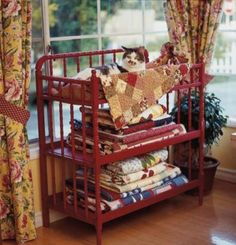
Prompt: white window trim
<box><xmin>41</xmin><ymin>0</ymin><xmax>50</xmax><ymax>54</ymax></box>
<box><xmin>227</xmin><ymin>117</ymin><xmax>236</xmax><ymax>128</ymax></box>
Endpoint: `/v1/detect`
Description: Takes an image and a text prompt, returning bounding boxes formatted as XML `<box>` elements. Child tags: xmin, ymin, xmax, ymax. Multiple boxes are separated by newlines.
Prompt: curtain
<box><xmin>0</xmin><ymin>0</ymin><xmax>36</xmax><ymax>243</ymax></box>
<box><xmin>164</xmin><ymin>0</ymin><xmax>224</xmax><ymax>67</ymax></box>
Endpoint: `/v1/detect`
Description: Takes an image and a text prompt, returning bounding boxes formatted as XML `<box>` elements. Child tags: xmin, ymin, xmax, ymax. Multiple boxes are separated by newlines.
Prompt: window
<box><xmin>27</xmin><ymin>0</ymin><xmax>168</xmax><ymax>140</ymax></box>
<box><xmin>208</xmin><ymin>1</ymin><xmax>236</xmax><ymax>122</ymax></box>
<box><xmin>27</xmin><ymin>0</ymin><xmax>45</xmax><ymax>140</ymax></box>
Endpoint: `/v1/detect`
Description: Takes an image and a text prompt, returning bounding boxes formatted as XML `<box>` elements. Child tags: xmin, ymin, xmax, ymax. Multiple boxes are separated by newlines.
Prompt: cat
<box><xmin>74</xmin><ymin>46</ymin><xmax>146</xmax><ymax>80</ymax></box>
<box><xmin>50</xmin><ymin>46</ymin><xmax>146</xmax><ymax>97</ymax></box>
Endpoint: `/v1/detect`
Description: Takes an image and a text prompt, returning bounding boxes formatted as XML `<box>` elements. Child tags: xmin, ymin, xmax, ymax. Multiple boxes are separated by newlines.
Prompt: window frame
<box><xmin>41</xmin><ymin>0</ymin><xmax>168</xmax><ymax>55</ymax></box>
<box><xmin>208</xmin><ymin>10</ymin><xmax>236</xmax><ymax>126</ymax></box>
<box><xmin>29</xmin><ymin>0</ymin><xmax>168</xmax><ymax>142</ymax></box>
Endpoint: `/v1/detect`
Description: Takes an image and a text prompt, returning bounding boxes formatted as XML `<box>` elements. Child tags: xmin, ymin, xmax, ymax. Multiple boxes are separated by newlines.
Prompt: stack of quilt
<box><xmin>65</xmin><ymin>149</ymin><xmax>188</xmax><ymax>213</ymax></box>
<box><xmin>66</xmin><ymin>111</ymin><xmax>186</xmax><ymax>155</ymax></box>
<box><xmin>65</xmin><ymin>60</ymin><xmax>190</xmax><ymax>154</ymax></box>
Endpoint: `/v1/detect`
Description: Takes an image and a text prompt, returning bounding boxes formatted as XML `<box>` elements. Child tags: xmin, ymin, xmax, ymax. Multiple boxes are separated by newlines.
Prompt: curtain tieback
<box><xmin>0</xmin><ymin>96</ymin><xmax>30</xmax><ymax>125</ymax></box>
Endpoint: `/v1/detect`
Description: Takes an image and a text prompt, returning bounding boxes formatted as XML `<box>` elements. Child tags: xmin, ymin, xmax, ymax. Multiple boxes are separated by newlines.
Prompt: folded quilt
<box><xmin>99</xmin><ymin>163</ymin><xmax>181</xmax><ymax>193</ymax></box>
<box><xmin>99</xmin><ymin>124</ymin><xmax>186</xmax><ymax>155</ymax></box>
<box><xmin>66</xmin><ymin>177</ymin><xmax>116</xmax><ymax>202</ymax></box>
<box><xmin>99</xmin><ymin>64</ymin><xmax>190</xmax><ymax>129</ymax></box>
<box><xmin>106</xmin><ymin>149</ymin><xmax>168</xmax><ymax>175</ymax></box>
<box><xmin>86</xmin><ymin>113</ymin><xmax>173</xmax><ymax>135</ymax></box>
<box><xmin>103</xmin><ymin>174</ymin><xmax>188</xmax><ymax>211</ymax></box>
<box><xmin>72</xmin><ymin>113</ymin><xmax>173</xmax><ymax>138</ymax></box>
<box><xmin>85</xmin><ymin>114</ymin><xmax>115</xmax><ymax>127</ymax></box>
<box><xmin>65</xmin><ymin>173</ymin><xmax>188</xmax><ymax>212</ymax></box>
<box><xmin>66</xmin><ymin>124</ymin><xmax>186</xmax><ymax>155</ymax></box>
<box><xmin>84</xmin><ymin>103</ymin><xmax>166</xmax><ymax>128</ymax></box>
<box><xmin>98</xmin><ymin>122</ymin><xmax>179</xmax><ymax>144</ymax></box>
<box><xmin>120</xmin><ymin>113</ymin><xmax>173</xmax><ymax>135</ymax></box>
<box><xmin>101</xmin><ymin>162</ymin><xmax>167</xmax><ymax>185</ymax></box>
<box><xmin>66</xmin><ymin>176</ymin><xmax>157</xmax><ymax>202</ymax></box>
<box><xmin>66</xmin><ymin>187</ymin><xmax>109</xmax><ymax>213</ymax></box>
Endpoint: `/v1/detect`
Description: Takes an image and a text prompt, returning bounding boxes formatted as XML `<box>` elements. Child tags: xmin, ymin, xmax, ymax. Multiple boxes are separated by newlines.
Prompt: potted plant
<box><xmin>171</xmin><ymin>91</ymin><xmax>227</xmax><ymax>194</ymax></box>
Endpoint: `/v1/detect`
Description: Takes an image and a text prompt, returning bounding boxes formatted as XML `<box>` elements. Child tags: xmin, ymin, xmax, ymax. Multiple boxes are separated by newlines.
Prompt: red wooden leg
<box><xmin>198</xmin><ymin>174</ymin><xmax>204</xmax><ymax>206</ymax></box>
<box><xmin>0</xmin><ymin>223</ymin><xmax>2</xmax><ymax>245</ymax></box>
<box><xmin>96</xmin><ymin>220</ymin><xmax>103</xmax><ymax>245</ymax></box>
<box><xmin>42</xmin><ymin>206</ymin><xmax>50</xmax><ymax>227</ymax></box>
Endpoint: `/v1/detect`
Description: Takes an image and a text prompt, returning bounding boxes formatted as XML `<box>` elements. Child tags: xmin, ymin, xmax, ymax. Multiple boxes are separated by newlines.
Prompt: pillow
<box><xmin>51</xmin><ymin>83</ymin><xmax>104</xmax><ymax>100</ymax></box>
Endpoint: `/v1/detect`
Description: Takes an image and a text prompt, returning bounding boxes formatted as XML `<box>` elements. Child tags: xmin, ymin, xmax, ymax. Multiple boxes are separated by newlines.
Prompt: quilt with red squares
<box><xmin>100</xmin><ymin>64</ymin><xmax>190</xmax><ymax>129</ymax></box>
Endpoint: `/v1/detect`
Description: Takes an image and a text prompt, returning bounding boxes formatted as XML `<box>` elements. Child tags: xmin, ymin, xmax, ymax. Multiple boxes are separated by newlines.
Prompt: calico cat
<box><xmin>74</xmin><ymin>46</ymin><xmax>146</xmax><ymax>80</ymax></box>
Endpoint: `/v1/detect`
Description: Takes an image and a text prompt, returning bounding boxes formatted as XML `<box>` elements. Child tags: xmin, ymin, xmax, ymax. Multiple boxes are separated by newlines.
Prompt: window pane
<box><xmin>144</xmin><ymin>0</ymin><xmax>167</xmax><ymax>32</ymax></box>
<box><xmin>32</xmin><ymin>0</ymin><xmax>43</xmax><ymax>38</ymax></box>
<box><xmin>210</xmin><ymin>32</ymin><xmax>236</xmax><ymax>75</ymax></box>
<box><xmin>207</xmin><ymin>75</ymin><xmax>236</xmax><ymax>118</ymax></box>
<box><xmin>145</xmin><ymin>33</ymin><xmax>169</xmax><ymax>60</ymax></box>
<box><xmin>208</xmin><ymin>30</ymin><xmax>236</xmax><ymax>118</ymax></box>
<box><xmin>220</xmin><ymin>1</ymin><xmax>236</xmax><ymax>29</ymax></box>
<box><xmin>51</xmin><ymin>39</ymin><xmax>98</xmax><ymax>54</ymax></box>
<box><xmin>101</xmin><ymin>0</ymin><xmax>142</xmax><ymax>34</ymax></box>
<box><xmin>102</xmin><ymin>35</ymin><xmax>143</xmax><ymax>50</ymax></box>
<box><xmin>49</xmin><ymin>0</ymin><xmax>97</xmax><ymax>37</ymax></box>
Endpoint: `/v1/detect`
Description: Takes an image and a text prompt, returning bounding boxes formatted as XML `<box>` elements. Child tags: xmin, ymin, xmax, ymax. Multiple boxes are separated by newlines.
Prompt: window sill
<box><xmin>227</xmin><ymin>117</ymin><xmax>236</xmax><ymax>128</ymax></box>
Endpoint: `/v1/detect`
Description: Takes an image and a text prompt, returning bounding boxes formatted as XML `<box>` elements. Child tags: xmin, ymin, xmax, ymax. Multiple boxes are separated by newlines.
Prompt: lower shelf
<box><xmin>48</xmin><ymin>193</ymin><xmax>96</xmax><ymax>225</ymax></box>
<box><xmin>48</xmin><ymin>179</ymin><xmax>200</xmax><ymax>225</ymax></box>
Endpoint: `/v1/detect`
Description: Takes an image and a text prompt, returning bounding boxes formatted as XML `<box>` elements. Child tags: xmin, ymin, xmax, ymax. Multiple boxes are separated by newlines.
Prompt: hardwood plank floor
<box><xmin>3</xmin><ymin>180</ymin><xmax>236</xmax><ymax>245</ymax></box>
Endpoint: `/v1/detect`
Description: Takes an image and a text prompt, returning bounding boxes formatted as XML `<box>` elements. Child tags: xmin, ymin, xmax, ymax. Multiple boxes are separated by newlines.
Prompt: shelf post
<box><xmin>198</xmin><ymin>62</ymin><xmax>205</xmax><ymax>205</ymax></box>
<box><xmin>91</xmin><ymin>69</ymin><xmax>103</xmax><ymax>245</ymax></box>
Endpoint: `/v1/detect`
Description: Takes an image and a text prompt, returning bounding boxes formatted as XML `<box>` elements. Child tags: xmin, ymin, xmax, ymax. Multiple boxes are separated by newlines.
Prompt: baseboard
<box><xmin>35</xmin><ymin>210</ymin><xmax>68</xmax><ymax>228</ymax></box>
<box><xmin>215</xmin><ymin>167</ymin><xmax>236</xmax><ymax>183</ymax></box>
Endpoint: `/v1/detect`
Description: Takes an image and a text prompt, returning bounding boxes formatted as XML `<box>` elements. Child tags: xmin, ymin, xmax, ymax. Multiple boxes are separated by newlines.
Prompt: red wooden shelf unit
<box><xmin>35</xmin><ymin>48</ymin><xmax>205</xmax><ymax>245</ymax></box>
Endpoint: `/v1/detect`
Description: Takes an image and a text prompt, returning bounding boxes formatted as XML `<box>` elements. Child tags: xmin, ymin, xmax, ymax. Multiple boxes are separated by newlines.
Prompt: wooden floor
<box><xmin>3</xmin><ymin>180</ymin><xmax>236</xmax><ymax>245</ymax></box>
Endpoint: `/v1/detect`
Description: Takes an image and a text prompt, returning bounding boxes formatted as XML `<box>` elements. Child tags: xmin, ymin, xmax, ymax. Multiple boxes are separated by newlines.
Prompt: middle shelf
<box><xmin>46</xmin><ymin>129</ymin><xmax>200</xmax><ymax>166</ymax></box>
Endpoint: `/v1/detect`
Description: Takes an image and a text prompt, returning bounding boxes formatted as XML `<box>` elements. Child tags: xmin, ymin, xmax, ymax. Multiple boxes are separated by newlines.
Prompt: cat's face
<box><xmin>121</xmin><ymin>46</ymin><xmax>146</xmax><ymax>72</ymax></box>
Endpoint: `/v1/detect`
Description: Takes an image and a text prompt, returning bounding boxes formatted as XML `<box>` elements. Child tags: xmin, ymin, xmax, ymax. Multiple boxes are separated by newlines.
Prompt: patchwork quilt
<box><xmin>66</xmin><ymin>123</ymin><xmax>186</xmax><ymax>155</ymax></box>
<box><xmin>99</xmin><ymin>64</ymin><xmax>190</xmax><ymax>129</ymax></box>
<box><xmin>65</xmin><ymin>171</ymin><xmax>188</xmax><ymax>212</ymax></box>
<box><xmin>84</xmin><ymin>104</ymin><xmax>166</xmax><ymax>128</ymax></box>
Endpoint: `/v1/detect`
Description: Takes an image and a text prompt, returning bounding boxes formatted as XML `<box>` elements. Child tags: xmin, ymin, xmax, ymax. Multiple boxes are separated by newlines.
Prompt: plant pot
<box><xmin>177</xmin><ymin>156</ymin><xmax>220</xmax><ymax>195</ymax></box>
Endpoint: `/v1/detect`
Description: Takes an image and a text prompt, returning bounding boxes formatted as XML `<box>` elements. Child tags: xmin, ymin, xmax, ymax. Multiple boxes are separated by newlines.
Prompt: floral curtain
<box><xmin>164</xmin><ymin>0</ymin><xmax>224</xmax><ymax>67</ymax></box>
<box><xmin>0</xmin><ymin>0</ymin><xmax>36</xmax><ymax>243</ymax></box>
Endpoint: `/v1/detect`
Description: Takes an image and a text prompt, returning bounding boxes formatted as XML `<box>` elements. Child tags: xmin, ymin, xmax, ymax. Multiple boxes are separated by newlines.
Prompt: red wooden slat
<box><xmin>76</xmin><ymin>57</ymin><xmax>80</xmax><ymax>72</ymax></box>
<box><xmin>89</xmin><ymin>55</ymin><xmax>92</xmax><ymax>67</ymax></box>
<box><xmin>166</xmin><ymin>92</ymin><xmax>169</xmax><ymax>113</ymax></box>
<box><xmin>69</xmin><ymin>81</ymin><xmax>78</xmax><ymax>214</ymax></box>
<box><xmin>63</xmin><ymin>58</ymin><xmax>67</xmax><ymax>77</ymax></box>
